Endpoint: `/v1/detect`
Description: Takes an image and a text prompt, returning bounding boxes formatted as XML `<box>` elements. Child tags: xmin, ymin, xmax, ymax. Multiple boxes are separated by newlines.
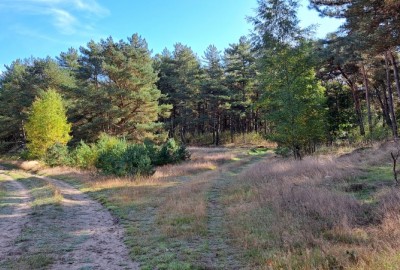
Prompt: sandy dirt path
<box><xmin>0</xmin><ymin>167</ymin><xmax>31</xmax><ymax>261</ymax></box>
<box><xmin>0</xmin><ymin>165</ymin><xmax>139</xmax><ymax>270</ymax></box>
<box><xmin>33</xmin><ymin>174</ymin><xmax>140</xmax><ymax>270</ymax></box>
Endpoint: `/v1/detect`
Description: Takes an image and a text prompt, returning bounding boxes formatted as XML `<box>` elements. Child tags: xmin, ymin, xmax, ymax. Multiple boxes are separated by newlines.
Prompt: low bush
<box><xmin>95</xmin><ymin>138</ymin><xmax>189</xmax><ymax>176</ymax></box>
<box><xmin>35</xmin><ymin>134</ymin><xmax>190</xmax><ymax>177</ymax></box>
<box><xmin>70</xmin><ymin>141</ymin><xmax>98</xmax><ymax>169</ymax></box>
<box><xmin>123</xmin><ymin>144</ymin><xmax>154</xmax><ymax>176</ymax></box>
<box><xmin>0</xmin><ymin>141</ymin><xmax>15</xmax><ymax>154</ymax></box>
<box><xmin>96</xmin><ymin>137</ymin><xmax>129</xmax><ymax>176</ymax></box>
<box><xmin>274</xmin><ymin>145</ymin><xmax>292</xmax><ymax>157</ymax></box>
<box><xmin>156</xmin><ymin>138</ymin><xmax>190</xmax><ymax>165</ymax></box>
<box><xmin>143</xmin><ymin>139</ymin><xmax>160</xmax><ymax>164</ymax></box>
<box><xmin>44</xmin><ymin>143</ymin><xmax>70</xmax><ymax>167</ymax></box>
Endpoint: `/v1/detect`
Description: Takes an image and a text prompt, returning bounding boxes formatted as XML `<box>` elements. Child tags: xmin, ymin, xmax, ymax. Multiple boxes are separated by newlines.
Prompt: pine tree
<box><xmin>156</xmin><ymin>43</ymin><xmax>202</xmax><ymax>141</ymax></box>
<box><xmin>74</xmin><ymin>34</ymin><xmax>171</xmax><ymax>142</ymax></box>
<box><xmin>224</xmin><ymin>36</ymin><xmax>259</xmax><ymax>135</ymax></box>
<box><xmin>202</xmin><ymin>45</ymin><xmax>229</xmax><ymax>145</ymax></box>
<box><xmin>25</xmin><ymin>89</ymin><xmax>71</xmax><ymax>158</ymax></box>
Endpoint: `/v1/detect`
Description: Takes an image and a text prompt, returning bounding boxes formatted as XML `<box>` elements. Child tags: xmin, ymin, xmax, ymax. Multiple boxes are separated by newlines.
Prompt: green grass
<box><xmin>248</xmin><ymin>147</ymin><xmax>270</xmax><ymax>156</ymax></box>
<box><xmin>1</xmin><ymin>254</ymin><xmax>54</xmax><ymax>269</ymax></box>
<box><xmin>0</xmin><ymin>180</ymin><xmax>6</xmax><ymax>200</ymax></box>
<box><xmin>346</xmin><ymin>165</ymin><xmax>394</xmax><ymax>202</ymax></box>
<box><xmin>10</xmin><ymin>174</ymin><xmax>63</xmax><ymax>207</ymax></box>
<box><xmin>0</xmin><ymin>175</ymin><xmax>10</xmax><ymax>210</ymax></box>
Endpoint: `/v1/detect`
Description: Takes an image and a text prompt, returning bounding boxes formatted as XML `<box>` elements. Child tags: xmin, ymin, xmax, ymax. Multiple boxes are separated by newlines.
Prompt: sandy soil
<box><xmin>34</xmin><ymin>175</ymin><xmax>139</xmax><ymax>270</ymax></box>
<box><xmin>0</xmin><ymin>167</ymin><xmax>31</xmax><ymax>261</ymax></box>
<box><xmin>0</xmin><ymin>165</ymin><xmax>139</xmax><ymax>269</ymax></box>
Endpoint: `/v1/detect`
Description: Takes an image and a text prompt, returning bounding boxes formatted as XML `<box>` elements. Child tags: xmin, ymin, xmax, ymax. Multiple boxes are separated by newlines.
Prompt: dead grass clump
<box><xmin>377</xmin><ymin>188</ymin><xmax>400</xmax><ymax>218</ymax></box>
<box><xmin>241</xmin><ymin>156</ymin><xmax>357</xmax><ymax>188</ymax></box>
<box><xmin>338</xmin><ymin>141</ymin><xmax>398</xmax><ymax>166</ymax></box>
<box><xmin>283</xmin><ymin>186</ymin><xmax>361</xmax><ymax>232</ymax></box>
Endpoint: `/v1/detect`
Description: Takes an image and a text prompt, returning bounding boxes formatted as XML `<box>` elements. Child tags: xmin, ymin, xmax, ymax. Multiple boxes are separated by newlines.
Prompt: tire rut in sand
<box><xmin>34</xmin><ymin>175</ymin><xmax>139</xmax><ymax>269</ymax></box>
<box><xmin>0</xmin><ymin>167</ymin><xmax>31</xmax><ymax>262</ymax></box>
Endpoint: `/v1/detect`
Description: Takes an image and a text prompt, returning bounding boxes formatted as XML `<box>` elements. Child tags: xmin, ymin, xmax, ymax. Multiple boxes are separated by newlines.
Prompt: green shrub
<box><xmin>123</xmin><ymin>144</ymin><xmax>153</xmax><ymax>176</ymax></box>
<box><xmin>20</xmin><ymin>149</ymin><xmax>34</xmax><ymax>160</ymax></box>
<box><xmin>0</xmin><ymin>141</ymin><xmax>14</xmax><ymax>154</ymax></box>
<box><xmin>71</xmin><ymin>141</ymin><xmax>98</xmax><ymax>169</ymax></box>
<box><xmin>143</xmin><ymin>139</ymin><xmax>159</xmax><ymax>164</ymax></box>
<box><xmin>96</xmin><ymin>138</ymin><xmax>128</xmax><ymax>176</ymax></box>
<box><xmin>175</xmin><ymin>143</ymin><xmax>191</xmax><ymax>162</ymax></box>
<box><xmin>67</xmin><ymin>135</ymin><xmax>190</xmax><ymax>176</ymax></box>
<box><xmin>96</xmin><ymin>140</ymin><xmax>154</xmax><ymax>177</ymax></box>
<box><xmin>157</xmin><ymin>138</ymin><xmax>190</xmax><ymax>165</ymax></box>
<box><xmin>366</xmin><ymin>125</ymin><xmax>391</xmax><ymax>141</ymax></box>
<box><xmin>275</xmin><ymin>146</ymin><xmax>292</xmax><ymax>158</ymax></box>
<box><xmin>44</xmin><ymin>143</ymin><xmax>70</xmax><ymax>167</ymax></box>
<box><xmin>96</xmin><ymin>134</ymin><xmax>124</xmax><ymax>153</ymax></box>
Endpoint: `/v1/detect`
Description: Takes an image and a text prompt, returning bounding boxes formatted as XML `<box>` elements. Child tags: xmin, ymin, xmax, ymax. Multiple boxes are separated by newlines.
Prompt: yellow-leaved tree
<box><xmin>25</xmin><ymin>89</ymin><xmax>71</xmax><ymax>158</ymax></box>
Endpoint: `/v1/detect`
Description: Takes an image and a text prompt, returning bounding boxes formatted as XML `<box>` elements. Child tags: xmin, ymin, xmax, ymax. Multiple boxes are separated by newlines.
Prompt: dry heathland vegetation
<box><xmin>2</xmin><ymin>143</ymin><xmax>400</xmax><ymax>269</ymax></box>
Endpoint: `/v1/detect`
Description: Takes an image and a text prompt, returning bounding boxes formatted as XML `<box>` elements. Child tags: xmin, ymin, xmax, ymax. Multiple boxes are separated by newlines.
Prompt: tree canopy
<box><xmin>1</xmin><ymin>1</ymin><xmax>400</xmax><ymax>157</ymax></box>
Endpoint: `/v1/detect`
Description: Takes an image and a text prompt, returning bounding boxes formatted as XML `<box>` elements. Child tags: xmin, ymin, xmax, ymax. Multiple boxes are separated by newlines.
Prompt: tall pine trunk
<box><xmin>389</xmin><ymin>51</ymin><xmax>400</xmax><ymax>101</ymax></box>
<box><xmin>361</xmin><ymin>64</ymin><xmax>373</xmax><ymax>134</ymax></box>
<box><xmin>338</xmin><ymin>66</ymin><xmax>365</xmax><ymax>136</ymax></box>
<box><xmin>385</xmin><ymin>52</ymin><xmax>398</xmax><ymax>139</ymax></box>
<box><xmin>375</xmin><ymin>86</ymin><xmax>392</xmax><ymax>128</ymax></box>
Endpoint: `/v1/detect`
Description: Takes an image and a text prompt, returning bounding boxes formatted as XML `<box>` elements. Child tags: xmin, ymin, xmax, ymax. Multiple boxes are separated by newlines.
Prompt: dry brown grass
<box><xmin>157</xmin><ymin>177</ymin><xmax>210</xmax><ymax>237</ymax></box>
<box><xmin>224</xmin><ymin>142</ymin><xmax>400</xmax><ymax>269</ymax></box>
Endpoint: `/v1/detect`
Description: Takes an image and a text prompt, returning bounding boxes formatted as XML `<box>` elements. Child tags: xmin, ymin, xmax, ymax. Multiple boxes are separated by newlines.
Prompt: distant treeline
<box><xmin>1</xmin><ymin>0</ymin><xmax>400</xmax><ymax>158</ymax></box>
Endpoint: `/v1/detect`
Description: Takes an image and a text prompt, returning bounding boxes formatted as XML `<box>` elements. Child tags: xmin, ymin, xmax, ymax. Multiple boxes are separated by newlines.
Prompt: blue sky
<box><xmin>0</xmin><ymin>0</ymin><xmax>343</xmax><ymax>72</ymax></box>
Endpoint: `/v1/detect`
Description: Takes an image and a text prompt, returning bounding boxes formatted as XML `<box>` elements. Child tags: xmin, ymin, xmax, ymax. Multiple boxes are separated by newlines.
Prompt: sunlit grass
<box><xmin>222</xmin><ymin>143</ymin><xmax>400</xmax><ymax>269</ymax></box>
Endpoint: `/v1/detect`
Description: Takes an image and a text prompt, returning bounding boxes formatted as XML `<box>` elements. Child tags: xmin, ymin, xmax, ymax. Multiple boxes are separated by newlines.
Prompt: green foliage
<box><xmin>260</xmin><ymin>43</ymin><xmax>327</xmax><ymax>158</ymax></box>
<box><xmin>96</xmin><ymin>136</ymin><xmax>129</xmax><ymax>176</ymax></box>
<box><xmin>38</xmin><ymin>134</ymin><xmax>190</xmax><ymax>176</ymax></box>
<box><xmin>122</xmin><ymin>145</ymin><xmax>154</xmax><ymax>176</ymax></box>
<box><xmin>96</xmin><ymin>134</ymin><xmax>124</xmax><ymax>154</ymax></box>
<box><xmin>24</xmin><ymin>89</ymin><xmax>72</xmax><ymax>158</ymax></box>
<box><xmin>154</xmin><ymin>43</ymin><xmax>202</xmax><ymax>142</ymax></box>
<box><xmin>44</xmin><ymin>143</ymin><xmax>70</xmax><ymax>167</ymax></box>
<box><xmin>70</xmin><ymin>141</ymin><xmax>98</xmax><ymax>169</ymax></box>
<box><xmin>73</xmin><ymin>34</ymin><xmax>170</xmax><ymax>143</ymax></box>
<box><xmin>0</xmin><ymin>141</ymin><xmax>14</xmax><ymax>154</ymax></box>
<box><xmin>156</xmin><ymin>139</ymin><xmax>190</xmax><ymax>166</ymax></box>
<box><xmin>91</xmin><ymin>136</ymin><xmax>188</xmax><ymax>176</ymax></box>
<box><xmin>274</xmin><ymin>146</ymin><xmax>292</xmax><ymax>158</ymax></box>
<box><xmin>325</xmin><ymin>82</ymin><xmax>356</xmax><ymax>142</ymax></box>
<box><xmin>143</xmin><ymin>139</ymin><xmax>160</xmax><ymax>164</ymax></box>
<box><xmin>0</xmin><ymin>58</ymin><xmax>75</xmax><ymax>147</ymax></box>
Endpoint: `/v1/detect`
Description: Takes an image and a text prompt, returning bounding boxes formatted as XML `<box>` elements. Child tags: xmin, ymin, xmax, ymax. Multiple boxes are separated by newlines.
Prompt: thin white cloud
<box><xmin>0</xmin><ymin>0</ymin><xmax>109</xmax><ymax>35</ymax></box>
<box><xmin>49</xmin><ymin>8</ymin><xmax>77</xmax><ymax>34</ymax></box>
<box><xmin>72</xmin><ymin>0</ymin><xmax>109</xmax><ymax>16</ymax></box>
